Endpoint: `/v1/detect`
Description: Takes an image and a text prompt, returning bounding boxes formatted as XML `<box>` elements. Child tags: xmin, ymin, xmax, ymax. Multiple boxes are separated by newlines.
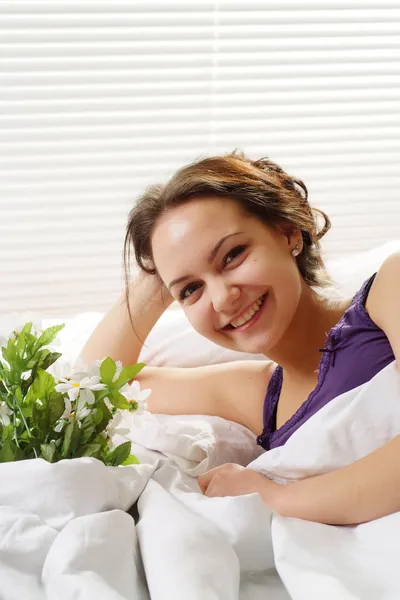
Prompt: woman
<box><xmin>81</xmin><ymin>151</ymin><xmax>400</xmax><ymax>526</ymax></box>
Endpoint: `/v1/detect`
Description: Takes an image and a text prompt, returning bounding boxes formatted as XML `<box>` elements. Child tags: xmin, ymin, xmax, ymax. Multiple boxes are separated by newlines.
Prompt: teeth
<box><xmin>230</xmin><ymin>294</ymin><xmax>265</xmax><ymax>328</ymax></box>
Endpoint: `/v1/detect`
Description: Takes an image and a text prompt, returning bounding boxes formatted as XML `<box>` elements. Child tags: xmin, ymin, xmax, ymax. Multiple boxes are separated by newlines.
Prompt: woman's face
<box><xmin>151</xmin><ymin>197</ymin><xmax>303</xmax><ymax>355</ymax></box>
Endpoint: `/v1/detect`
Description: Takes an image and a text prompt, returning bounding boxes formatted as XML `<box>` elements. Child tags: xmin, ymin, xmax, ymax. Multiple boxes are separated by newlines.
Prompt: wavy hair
<box><xmin>124</xmin><ymin>151</ymin><xmax>331</xmax><ymax>302</ymax></box>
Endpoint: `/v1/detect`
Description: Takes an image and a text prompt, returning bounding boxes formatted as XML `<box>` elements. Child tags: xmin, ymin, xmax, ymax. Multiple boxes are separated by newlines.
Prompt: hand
<box><xmin>197</xmin><ymin>463</ymin><xmax>282</xmax><ymax>509</ymax></box>
<box><xmin>130</xmin><ymin>269</ymin><xmax>174</xmax><ymax>313</ymax></box>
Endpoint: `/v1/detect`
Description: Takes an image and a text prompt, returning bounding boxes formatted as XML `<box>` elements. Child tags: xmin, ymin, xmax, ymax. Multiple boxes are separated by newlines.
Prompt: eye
<box><xmin>179</xmin><ymin>282</ymin><xmax>202</xmax><ymax>301</ymax></box>
<box><xmin>223</xmin><ymin>245</ymin><xmax>247</xmax><ymax>266</ymax></box>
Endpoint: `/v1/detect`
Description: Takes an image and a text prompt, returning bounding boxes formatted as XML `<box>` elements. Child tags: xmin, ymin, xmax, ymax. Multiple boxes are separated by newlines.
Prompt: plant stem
<box><xmin>17</xmin><ymin>404</ymin><xmax>38</xmax><ymax>457</ymax></box>
<box><xmin>13</xmin><ymin>386</ymin><xmax>39</xmax><ymax>458</ymax></box>
<box><xmin>12</xmin><ymin>410</ymin><xmax>20</xmax><ymax>448</ymax></box>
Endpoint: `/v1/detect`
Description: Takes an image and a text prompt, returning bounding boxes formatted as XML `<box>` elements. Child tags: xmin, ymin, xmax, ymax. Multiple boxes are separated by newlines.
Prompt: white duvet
<box><xmin>1</xmin><ymin>362</ymin><xmax>400</xmax><ymax>600</ymax></box>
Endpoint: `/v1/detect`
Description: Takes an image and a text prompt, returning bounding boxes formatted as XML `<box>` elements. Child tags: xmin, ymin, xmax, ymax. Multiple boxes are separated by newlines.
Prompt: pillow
<box><xmin>138</xmin><ymin>307</ymin><xmax>267</xmax><ymax>367</ymax></box>
<box><xmin>326</xmin><ymin>240</ymin><xmax>400</xmax><ymax>297</ymax></box>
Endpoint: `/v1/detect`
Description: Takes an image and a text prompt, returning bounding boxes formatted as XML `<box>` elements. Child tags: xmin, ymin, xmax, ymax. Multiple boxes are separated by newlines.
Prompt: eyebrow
<box><xmin>167</xmin><ymin>231</ymin><xmax>245</xmax><ymax>291</ymax></box>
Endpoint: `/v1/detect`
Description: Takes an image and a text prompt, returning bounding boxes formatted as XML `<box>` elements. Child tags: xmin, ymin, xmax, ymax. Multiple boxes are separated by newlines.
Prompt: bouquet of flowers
<box><xmin>0</xmin><ymin>316</ymin><xmax>151</xmax><ymax>466</ymax></box>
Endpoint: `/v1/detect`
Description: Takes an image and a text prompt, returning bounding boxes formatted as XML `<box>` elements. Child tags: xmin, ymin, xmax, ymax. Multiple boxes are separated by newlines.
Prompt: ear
<box><xmin>277</xmin><ymin>223</ymin><xmax>302</xmax><ymax>253</ymax></box>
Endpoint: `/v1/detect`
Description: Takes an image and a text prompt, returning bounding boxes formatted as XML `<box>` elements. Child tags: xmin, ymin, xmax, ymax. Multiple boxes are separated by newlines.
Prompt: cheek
<box><xmin>184</xmin><ymin>301</ymin><xmax>213</xmax><ymax>336</ymax></box>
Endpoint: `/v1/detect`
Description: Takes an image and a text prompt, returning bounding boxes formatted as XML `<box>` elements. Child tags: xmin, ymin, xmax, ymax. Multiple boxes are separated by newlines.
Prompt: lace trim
<box><xmin>256</xmin><ymin>274</ymin><xmax>376</xmax><ymax>450</ymax></box>
<box><xmin>256</xmin><ymin>365</ymin><xmax>282</xmax><ymax>449</ymax></box>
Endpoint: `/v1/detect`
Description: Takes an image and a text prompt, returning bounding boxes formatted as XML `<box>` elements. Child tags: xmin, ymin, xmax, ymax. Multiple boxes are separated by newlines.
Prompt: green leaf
<box><xmin>76</xmin><ymin>443</ymin><xmax>102</xmax><ymax>458</ymax></box>
<box><xmin>0</xmin><ymin>439</ymin><xmax>17</xmax><ymax>462</ymax></box>
<box><xmin>32</xmin><ymin>403</ymin><xmax>46</xmax><ymax>433</ymax></box>
<box><xmin>2</xmin><ymin>424</ymin><xmax>14</xmax><ymax>441</ymax></box>
<box><xmin>2</xmin><ymin>339</ymin><xmax>18</xmax><ymax>365</ymax></box>
<box><xmin>80</xmin><ymin>414</ymin><xmax>96</xmax><ymax>444</ymax></box>
<box><xmin>99</xmin><ymin>357</ymin><xmax>117</xmax><ymax>386</ymax></box>
<box><xmin>40</xmin><ymin>442</ymin><xmax>56</xmax><ymax>463</ymax></box>
<box><xmin>113</xmin><ymin>363</ymin><xmax>145</xmax><ymax>388</ymax></box>
<box><xmin>61</xmin><ymin>420</ymin><xmax>80</xmax><ymax>458</ymax></box>
<box><xmin>34</xmin><ymin>324</ymin><xmax>65</xmax><ymax>351</ymax></box>
<box><xmin>94</xmin><ymin>399</ymin><xmax>113</xmax><ymax>434</ymax></box>
<box><xmin>16</xmin><ymin>329</ymin><xmax>28</xmax><ymax>354</ymax></box>
<box><xmin>31</xmin><ymin>369</ymin><xmax>56</xmax><ymax>398</ymax></box>
<box><xmin>14</xmin><ymin>386</ymin><xmax>23</xmax><ymax>403</ymax></box>
<box><xmin>48</xmin><ymin>392</ymin><xmax>66</xmax><ymax>425</ymax></box>
<box><xmin>106</xmin><ymin>441</ymin><xmax>132</xmax><ymax>467</ymax></box>
<box><xmin>122</xmin><ymin>454</ymin><xmax>140</xmax><ymax>466</ymax></box>
<box><xmin>20</xmin><ymin>322</ymin><xmax>33</xmax><ymax>337</ymax></box>
<box><xmin>36</xmin><ymin>349</ymin><xmax>51</xmax><ymax>367</ymax></box>
<box><xmin>24</xmin><ymin>331</ymin><xmax>37</xmax><ymax>348</ymax></box>
<box><xmin>92</xmin><ymin>407</ymin><xmax>104</xmax><ymax>426</ymax></box>
<box><xmin>95</xmin><ymin>432</ymin><xmax>109</xmax><ymax>448</ymax></box>
<box><xmin>109</xmin><ymin>391</ymin><xmax>131</xmax><ymax>410</ymax></box>
<box><xmin>41</xmin><ymin>351</ymin><xmax>62</xmax><ymax>372</ymax></box>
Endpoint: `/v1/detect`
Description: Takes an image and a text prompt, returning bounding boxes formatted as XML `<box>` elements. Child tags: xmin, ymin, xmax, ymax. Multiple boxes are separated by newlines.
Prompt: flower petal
<box><xmin>68</xmin><ymin>387</ymin><xmax>80</xmax><ymax>402</ymax></box>
<box><xmin>113</xmin><ymin>427</ymin><xmax>130</xmax><ymax>437</ymax></box>
<box><xmin>138</xmin><ymin>388</ymin><xmax>152</xmax><ymax>402</ymax></box>
<box><xmin>55</xmin><ymin>383</ymin><xmax>72</xmax><ymax>393</ymax></box>
<box><xmin>86</xmin><ymin>360</ymin><xmax>103</xmax><ymax>378</ymax></box>
<box><xmin>77</xmin><ymin>407</ymin><xmax>91</xmax><ymax>420</ymax></box>
<box><xmin>54</xmin><ymin>421</ymin><xmax>65</xmax><ymax>433</ymax></box>
<box><xmin>130</xmin><ymin>380</ymin><xmax>140</xmax><ymax>394</ymax></box>
<box><xmin>90</xmin><ymin>383</ymin><xmax>107</xmax><ymax>391</ymax></box>
<box><xmin>69</xmin><ymin>372</ymin><xmax>89</xmax><ymax>383</ymax></box>
<box><xmin>80</xmin><ymin>388</ymin><xmax>95</xmax><ymax>406</ymax></box>
<box><xmin>61</xmin><ymin>397</ymin><xmax>72</xmax><ymax>419</ymax></box>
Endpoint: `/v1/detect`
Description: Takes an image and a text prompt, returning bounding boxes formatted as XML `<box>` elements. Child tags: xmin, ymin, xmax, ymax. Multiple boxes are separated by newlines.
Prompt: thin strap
<box><xmin>362</xmin><ymin>272</ymin><xmax>377</xmax><ymax>307</ymax></box>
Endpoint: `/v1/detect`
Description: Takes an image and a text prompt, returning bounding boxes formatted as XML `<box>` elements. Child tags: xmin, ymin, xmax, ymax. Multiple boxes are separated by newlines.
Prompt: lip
<box><xmin>221</xmin><ymin>293</ymin><xmax>268</xmax><ymax>331</ymax></box>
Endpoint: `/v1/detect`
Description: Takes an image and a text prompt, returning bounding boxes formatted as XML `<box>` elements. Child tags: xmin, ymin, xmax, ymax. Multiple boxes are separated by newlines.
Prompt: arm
<box><xmin>201</xmin><ymin>254</ymin><xmax>400</xmax><ymax>524</ymax></box>
<box><xmin>79</xmin><ymin>271</ymin><xmax>271</xmax><ymax>429</ymax></box>
<box><xmin>199</xmin><ymin>436</ymin><xmax>400</xmax><ymax>525</ymax></box>
<box><xmin>275</xmin><ymin>253</ymin><xmax>400</xmax><ymax>524</ymax></box>
<box><xmin>275</xmin><ymin>435</ymin><xmax>400</xmax><ymax>524</ymax></box>
<box><xmin>79</xmin><ymin>271</ymin><xmax>173</xmax><ymax>366</ymax></box>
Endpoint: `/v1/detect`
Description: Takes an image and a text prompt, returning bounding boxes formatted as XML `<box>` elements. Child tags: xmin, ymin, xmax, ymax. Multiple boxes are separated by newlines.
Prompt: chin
<box><xmin>215</xmin><ymin>336</ymin><xmax>269</xmax><ymax>356</ymax></box>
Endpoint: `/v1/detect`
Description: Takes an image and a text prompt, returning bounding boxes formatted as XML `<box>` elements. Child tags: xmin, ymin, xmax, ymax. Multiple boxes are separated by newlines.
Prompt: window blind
<box><xmin>1</xmin><ymin>1</ymin><xmax>399</xmax><ymax>316</ymax></box>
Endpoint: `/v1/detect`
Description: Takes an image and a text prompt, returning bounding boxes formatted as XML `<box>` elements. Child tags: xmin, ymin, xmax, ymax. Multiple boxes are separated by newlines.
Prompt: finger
<box><xmin>197</xmin><ymin>467</ymin><xmax>219</xmax><ymax>493</ymax></box>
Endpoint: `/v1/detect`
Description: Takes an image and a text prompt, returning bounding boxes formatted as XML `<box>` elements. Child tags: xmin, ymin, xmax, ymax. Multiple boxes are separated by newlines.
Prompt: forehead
<box><xmin>151</xmin><ymin>197</ymin><xmax>249</xmax><ymax>280</ymax></box>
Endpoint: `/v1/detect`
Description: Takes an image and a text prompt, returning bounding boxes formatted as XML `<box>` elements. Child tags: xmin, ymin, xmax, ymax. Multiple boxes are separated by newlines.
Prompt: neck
<box><xmin>265</xmin><ymin>283</ymin><xmax>350</xmax><ymax>379</ymax></box>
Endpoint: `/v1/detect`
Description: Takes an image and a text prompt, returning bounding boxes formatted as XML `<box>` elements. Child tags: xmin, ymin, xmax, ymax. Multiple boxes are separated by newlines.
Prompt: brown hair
<box><xmin>124</xmin><ymin>150</ymin><xmax>331</xmax><ymax>298</ymax></box>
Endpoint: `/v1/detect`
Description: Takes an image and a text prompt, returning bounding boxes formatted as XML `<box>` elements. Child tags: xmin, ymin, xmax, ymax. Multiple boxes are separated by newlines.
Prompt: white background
<box><xmin>1</xmin><ymin>1</ymin><xmax>400</xmax><ymax>316</ymax></box>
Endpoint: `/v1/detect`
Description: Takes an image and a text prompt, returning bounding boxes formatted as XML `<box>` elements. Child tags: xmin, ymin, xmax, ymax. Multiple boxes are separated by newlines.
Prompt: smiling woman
<box><xmin>80</xmin><ymin>150</ymin><xmax>399</xmax><ymax>526</ymax></box>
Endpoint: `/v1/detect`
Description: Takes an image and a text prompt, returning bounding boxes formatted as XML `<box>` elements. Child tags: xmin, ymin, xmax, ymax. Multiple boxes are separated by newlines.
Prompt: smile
<box><xmin>222</xmin><ymin>293</ymin><xmax>268</xmax><ymax>332</ymax></box>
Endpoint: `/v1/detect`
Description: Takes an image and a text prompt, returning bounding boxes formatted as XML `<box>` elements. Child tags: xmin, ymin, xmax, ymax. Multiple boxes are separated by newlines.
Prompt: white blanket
<box><xmin>1</xmin><ymin>362</ymin><xmax>399</xmax><ymax>600</ymax></box>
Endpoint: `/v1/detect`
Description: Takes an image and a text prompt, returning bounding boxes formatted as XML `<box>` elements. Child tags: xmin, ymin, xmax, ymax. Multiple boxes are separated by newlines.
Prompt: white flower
<box><xmin>55</xmin><ymin>373</ymin><xmax>106</xmax><ymax>403</ymax></box>
<box><xmin>106</xmin><ymin>412</ymin><xmax>130</xmax><ymax>439</ymax></box>
<box><xmin>0</xmin><ymin>312</ymin><xmax>43</xmax><ymax>348</ymax></box>
<box><xmin>54</xmin><ymin>389</ymin><xmax>94</xmax><ymax>432</ymax></box>
<box><xmin>70</xmin><ymin>357</ymin><xmax>88</xmax><ymax>374</ymax></box>
<box><xmin>50</xmin><ymin>359</ymin><xmax>74</xmax><ymax>381</ymax></box>
<box><xmin>120</xmin><ymin>380</ymin><xmax>152</xmax><ymax>414</ymax></box>
<box><xmin>103</xmin><ymin>396</ymin><xmax>114</xmax><ymax>411</ymax></box>
<box><xmin>0</xmin><ymin>402</ymin><xmax>13</xmax><ymax>426</ymax></box>
<box><xmin>54</xmin><ymin>395</ymin><xmax>72</xmax><ymax>432</ymax></box>
<box><xmin>74</xmin><ymin>391</ymin><xmax>94</xmax><ymax>420</ymax></box>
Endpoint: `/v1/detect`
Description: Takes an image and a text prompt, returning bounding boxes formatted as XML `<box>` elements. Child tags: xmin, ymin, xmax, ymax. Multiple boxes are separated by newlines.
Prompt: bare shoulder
<box><xmin>367</xmin><ymin>252</ymin><xmax>400</xmax><ymax>323</ymax></box>
<box><xmin>367</xmin><ymin>252</ymin><xmax>400</xmax><ymax>361</ymax></box>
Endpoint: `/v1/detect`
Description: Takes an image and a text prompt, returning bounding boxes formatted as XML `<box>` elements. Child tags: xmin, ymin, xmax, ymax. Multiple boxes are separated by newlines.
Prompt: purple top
<box><xmin>257</xmin><ymin>274</ymin><xmax>395</xmax><ymax>451</ymax></box>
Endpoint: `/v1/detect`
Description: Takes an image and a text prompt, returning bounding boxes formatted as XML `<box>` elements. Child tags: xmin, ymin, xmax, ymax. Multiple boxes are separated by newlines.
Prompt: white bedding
<box><xmin>1</xmin><ymin>361</ymin><xmax>400</xmax><ymax>599</ymax></box>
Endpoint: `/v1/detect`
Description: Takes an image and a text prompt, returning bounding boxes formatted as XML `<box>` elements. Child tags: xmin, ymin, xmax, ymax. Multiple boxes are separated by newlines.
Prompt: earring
<box><xmin>292</xmin><ymin>241</ymin><xmax>301</xmax><ymax>257</ymax></box>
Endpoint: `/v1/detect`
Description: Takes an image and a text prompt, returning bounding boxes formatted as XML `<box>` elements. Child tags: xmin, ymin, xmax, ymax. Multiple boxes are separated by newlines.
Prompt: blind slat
<box><xmin>1</xmin><ymin>1</ymin><xmax>399</xmax><ymax>316</ymax></box>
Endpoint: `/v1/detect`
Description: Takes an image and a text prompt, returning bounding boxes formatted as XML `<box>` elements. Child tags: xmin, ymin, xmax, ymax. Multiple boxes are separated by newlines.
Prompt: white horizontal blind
<box><xmin>1</xmin><ymin>1</ymin><xmax>399</xmax><ymax>316</ymax></box>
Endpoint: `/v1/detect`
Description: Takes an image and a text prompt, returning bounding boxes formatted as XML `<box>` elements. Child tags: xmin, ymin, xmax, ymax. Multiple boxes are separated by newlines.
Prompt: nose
<box><xmin>209</xmin><ymin>281</ymin><xmax>241</xmax><ymax>313</ymax></box>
